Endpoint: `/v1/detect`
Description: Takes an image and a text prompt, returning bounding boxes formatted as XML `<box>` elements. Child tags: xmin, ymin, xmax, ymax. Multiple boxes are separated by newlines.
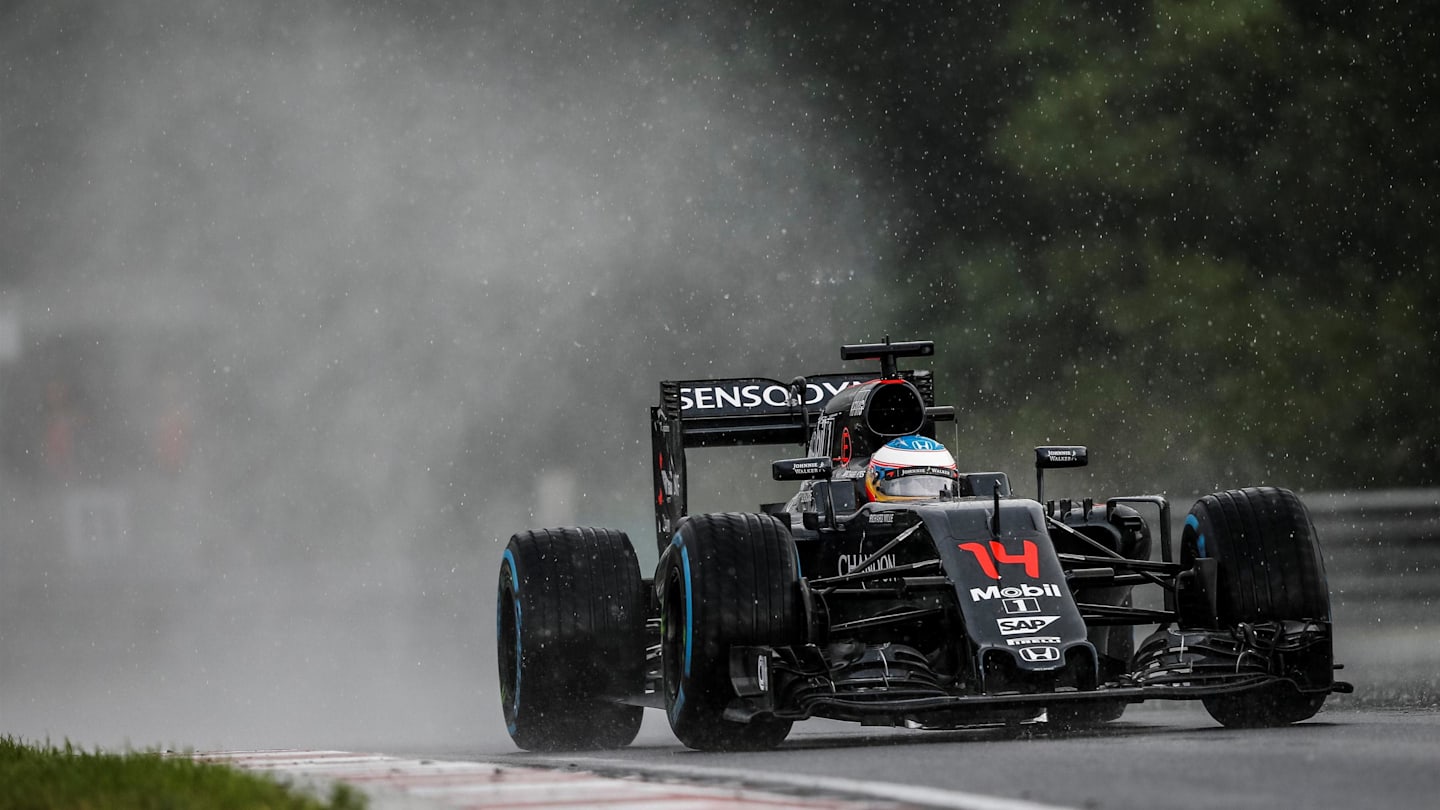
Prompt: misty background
<box><xmin>2</xmin><ymin>1</ymin><xmax>1435</xmax><ymax>750</ymax></box>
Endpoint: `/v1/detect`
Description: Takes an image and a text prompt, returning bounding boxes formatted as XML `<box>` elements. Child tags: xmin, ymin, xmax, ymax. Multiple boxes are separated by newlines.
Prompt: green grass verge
<box><xmin>0</xmin><ymin>738</ymin><xmax>366</xmax><ymax>810</ymax></box>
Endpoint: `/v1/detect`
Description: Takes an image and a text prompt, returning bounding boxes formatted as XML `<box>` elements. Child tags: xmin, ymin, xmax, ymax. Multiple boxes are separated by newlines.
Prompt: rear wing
<box><xmin>656</xmin><ymin>373</ymin><xmax>897</xmax><ymax>447</ymax></box>
<box><xmin>650</xmin><ymin>369</ymin><xmax>936</xmax><ymax>548</ymax></box>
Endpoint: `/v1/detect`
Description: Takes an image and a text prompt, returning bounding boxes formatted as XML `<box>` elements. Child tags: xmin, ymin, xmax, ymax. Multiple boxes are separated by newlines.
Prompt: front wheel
<box><xmin>662</xmin><ymin>513</ymin><xmax>804</xmax><ymax>750</ymax></box>
<box><xmin>497</xmin><ymin>527</ymin><xmax>645</xmax><ymax>750</ymax></box>
<box><xmin>1180</xmin><ymin>487</ymin><xmax>1333</xmax><ymax>727</ymax></box>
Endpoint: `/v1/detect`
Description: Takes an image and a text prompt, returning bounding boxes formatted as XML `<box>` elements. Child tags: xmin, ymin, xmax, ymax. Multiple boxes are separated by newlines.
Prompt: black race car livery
<box><xmin>495</xmin><ymin>339</ymin><xmax>1351</xmax><ymax>751</ymax></box>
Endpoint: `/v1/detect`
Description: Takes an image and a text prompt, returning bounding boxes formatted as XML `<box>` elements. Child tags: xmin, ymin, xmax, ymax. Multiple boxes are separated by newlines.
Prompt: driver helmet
<box><xmin>864</xmin><ymin>435</ymin><xmax>959</xmax><ymax>502</ymax></box>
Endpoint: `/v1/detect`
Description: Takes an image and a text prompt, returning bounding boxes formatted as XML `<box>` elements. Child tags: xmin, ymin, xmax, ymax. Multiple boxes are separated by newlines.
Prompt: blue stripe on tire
<box><xmin>502</xmin><ymin>549</ymin><xmax>522</xmax><ymax>734</ymax></box>
<box><xmin>1185</xmin><ymin>514</ymin><xmax>1206</xmax><ymax>557</ymax></box>
<box><xmin>665</xmin><ymin>537</ymin><xmax>692</xmax><ymax>724</ymax></box>
<box><xmin>681</xmin><ymin>544</ymin><xmax>693</xmax><ymax>678</ymax></box>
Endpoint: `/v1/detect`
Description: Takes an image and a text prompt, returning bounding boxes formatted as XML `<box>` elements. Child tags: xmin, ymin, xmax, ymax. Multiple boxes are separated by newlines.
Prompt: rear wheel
<box><xmin>497</xmin><ymin>527</ymin><xmax>645</xmax><ymax>750</ymax></box>
<box><xmin>1179</xmin><ymin>487</ymin><xmax>1332</xmax><ymax>727</ymax></box>
<box><xmin>662</xmin><ymin>513</ymin><xmax>804</xmax><ymax>750</ymax></box>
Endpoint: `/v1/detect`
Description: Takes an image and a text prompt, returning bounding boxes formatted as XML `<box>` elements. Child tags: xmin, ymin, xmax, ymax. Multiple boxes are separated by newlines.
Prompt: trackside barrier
<box><xmin>1306</xmin><ymin>489</ymin><xmax>1440</xmax><ymax>703</ymax></box>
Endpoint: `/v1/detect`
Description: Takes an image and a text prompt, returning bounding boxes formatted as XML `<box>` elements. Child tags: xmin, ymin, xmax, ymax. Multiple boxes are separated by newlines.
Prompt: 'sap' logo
<box><xmin>997</xmin><ymin>615</ymin><xmax>1059</xmax><ymax>636</ymax></box>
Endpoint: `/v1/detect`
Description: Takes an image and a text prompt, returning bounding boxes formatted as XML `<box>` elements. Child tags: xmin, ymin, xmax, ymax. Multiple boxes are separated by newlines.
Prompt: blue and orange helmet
<box><xmin>864</xmin><ymin>436</ymin><xmax>959</xmax><ymax>502</ymax></box>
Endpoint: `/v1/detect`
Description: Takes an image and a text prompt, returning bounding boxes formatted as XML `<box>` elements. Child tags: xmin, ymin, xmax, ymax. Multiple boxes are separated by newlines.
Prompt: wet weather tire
<box><xmin>497</xmin><ymin>527</ymin><xmax>645</xmax><ymax>751</ymax></box>
<box><xmin>662</xmin><ymin>513</ymin><xmax>804</xmax><ymax>751</ymax></box>
<box><xmin>1179</xmin><ymin>487</ymin><xmax>1332</xmax><ymax>727</ymax></box>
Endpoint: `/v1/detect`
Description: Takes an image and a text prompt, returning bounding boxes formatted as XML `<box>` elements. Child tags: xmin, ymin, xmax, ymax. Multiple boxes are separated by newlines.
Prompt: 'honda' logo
<box><xmin>1018</xmin><ymin>646</ymin><xmax>1060</xmax><ymax>663</ymax></box>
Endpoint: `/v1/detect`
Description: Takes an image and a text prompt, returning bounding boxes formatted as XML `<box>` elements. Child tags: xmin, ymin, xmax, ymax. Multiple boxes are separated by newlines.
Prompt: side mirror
<box><xmin>773</xmin><ymin>457</ymin><xmax>834</xmax><ymax>481</ymax></box>
<box><xmin>1034</xmin><ymin>445</ymin><xmax>1087</xmax><ymax>504</ymax></box>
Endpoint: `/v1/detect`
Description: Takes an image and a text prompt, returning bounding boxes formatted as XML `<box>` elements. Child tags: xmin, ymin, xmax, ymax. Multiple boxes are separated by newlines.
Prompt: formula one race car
<box><xmin>495</xmin><ymin>339</ymin><xmax>1351</xmax><ymax>751</ymax></box>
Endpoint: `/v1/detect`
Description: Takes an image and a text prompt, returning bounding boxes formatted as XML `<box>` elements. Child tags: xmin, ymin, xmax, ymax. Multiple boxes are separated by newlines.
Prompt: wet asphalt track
<box><xmin>401</xmin><ymin>704</ymin><xmax>1440</xmax><ymax>810</ymax></box>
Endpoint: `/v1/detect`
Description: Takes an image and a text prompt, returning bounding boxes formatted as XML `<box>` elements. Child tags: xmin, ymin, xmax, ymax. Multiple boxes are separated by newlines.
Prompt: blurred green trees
<box><xmin>762</xmin><ymin>0</ymin><xmax>1436</xmax><ymax>490</ymax></box>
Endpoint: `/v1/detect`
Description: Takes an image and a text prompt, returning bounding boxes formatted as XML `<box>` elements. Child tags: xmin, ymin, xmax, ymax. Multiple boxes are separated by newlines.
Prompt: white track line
<box><xmin>198</xmin><ymin>750</ymin><xmax>875</xmax><ymax>809</ymax></box>
<box><xmin>198</xmin><ymin>749</ymin><xmax>1075</xmax><ymax>810</ymax></box>
<box><xmin>554</xmin><ymin>756</ymin><xmax>1074</xmax><ymax>810</ymax></box>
